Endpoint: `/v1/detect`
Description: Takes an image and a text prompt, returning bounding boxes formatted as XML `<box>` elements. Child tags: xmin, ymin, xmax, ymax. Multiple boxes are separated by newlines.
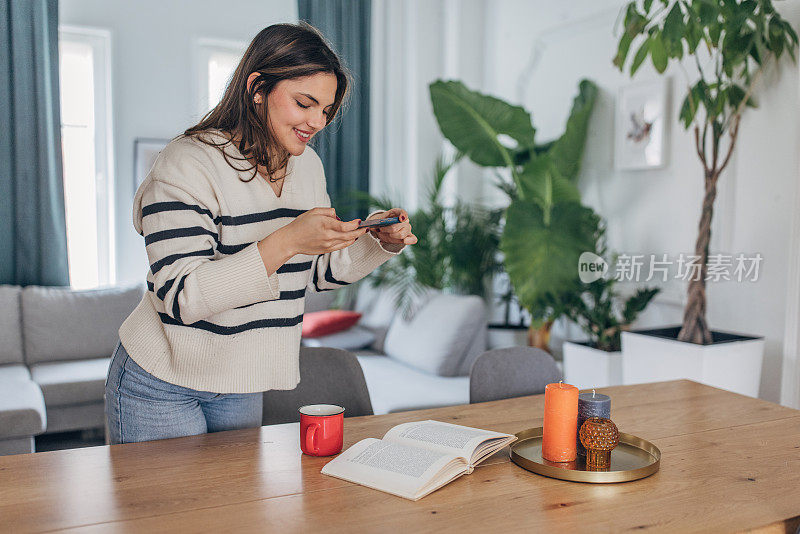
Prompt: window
<box><xmin>58</xmin><ymin>26</ymin><xmax>114</xmax><ymax>289</ymax></box>
<box><xmin>194</xmin><ymin>39</ymin><xmax>246</xmax><ymax>116</ymax></box>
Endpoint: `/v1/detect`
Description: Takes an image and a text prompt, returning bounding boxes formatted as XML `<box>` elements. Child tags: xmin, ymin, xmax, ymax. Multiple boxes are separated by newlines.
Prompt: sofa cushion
<box><xmin>354</xmin><ymin>283</ymin><xmax>436</xmax><ymax>352</ymax></box>
<box><xmin>301</xmin><ymin>325</ymin><xmax>376</xmax><ymax>350</ymax></box>
<box><xmin>353</xmin><ymin>348</ymin><xmax>384</xmax><ymax>358</ymax></box>
<box><xmin>29</xmin><ymin>358</ymin><xmax>111</xmax><ymax>407</ymax></box>
<box><xmin>22</xmin><ymin>284</ymin><xmax>144</xmax><ymax>364</ymax></box>
<box><xmin>43</xmin><ymin>403</ymin><xmax>105</xmax><ymax>434</ymax></box>
<box><xmin>302</xmin><ymin>310</ymin><xmax>362</xmax><ymax>337</ymax></box>
<box><xmin>0</xmin><ymin>285</ymin><xmax>23</xmax><ymax>365</ymax></box>
<box><xmin>0</xmin><ymin>379</ymin><xmax>46</xmax><ymax>438</ymax></box>
<box><xmin>0</xmin><ymin>364</ymin><xmax>31</xmax><ymax>381</ymax></box>
<box><xmin>353</xmin><ymin>282</ymin><xmax>401</xmax><ymax>352</ymax></box>
<box><xmin>383</xmin><ymin>293</ymin><xmax>487</xmax><ymax>377</ymax></box>
<box><xmin>355</xmin><ymin>353</ymin><xmax>469</xmax><ymax>414</ymax></box>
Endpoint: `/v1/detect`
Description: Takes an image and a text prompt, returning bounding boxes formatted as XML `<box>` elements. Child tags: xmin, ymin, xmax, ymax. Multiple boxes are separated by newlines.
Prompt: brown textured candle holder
<box><xmin>585</xmin><ymin>449</ymin><xmax>612</xmax><ymax>471</ymax></box>
<box><xmin>579</xmin><ymin>417</ymin><xmax>620</xmax><ymax>470</ymax></box>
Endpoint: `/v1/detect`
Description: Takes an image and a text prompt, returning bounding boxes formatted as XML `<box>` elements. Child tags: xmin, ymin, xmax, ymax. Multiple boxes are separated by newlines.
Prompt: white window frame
<box><xmin>58</xmin><ymin>25</ymin><xmax>116</xmax><ymax>287</ymax></box>
<box><xmin>192</xmin><ymin>38</ymin><xmax>247</xmax><ymax>119</ymax></box>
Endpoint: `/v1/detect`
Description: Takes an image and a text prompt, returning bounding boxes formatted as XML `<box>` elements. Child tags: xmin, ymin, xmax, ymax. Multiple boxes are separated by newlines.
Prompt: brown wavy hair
<box><xmin>182</xmin><ymin>22</ymin><xmax>350</xmax><ymax>182</ymax></box>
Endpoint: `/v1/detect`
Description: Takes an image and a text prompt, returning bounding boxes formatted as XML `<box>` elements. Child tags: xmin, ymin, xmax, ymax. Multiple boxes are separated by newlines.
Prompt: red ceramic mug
<box><xmin>299</xmin><ymin>404</ymin><xmax>344</xmax><ymax>456</ymax></box>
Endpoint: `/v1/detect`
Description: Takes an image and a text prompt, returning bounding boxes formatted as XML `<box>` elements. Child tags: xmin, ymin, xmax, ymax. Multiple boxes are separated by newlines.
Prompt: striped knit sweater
<box><xmin>118</xmin><ymin>130</ymin><xmax>404</xmax><ymax>393</ymax></box>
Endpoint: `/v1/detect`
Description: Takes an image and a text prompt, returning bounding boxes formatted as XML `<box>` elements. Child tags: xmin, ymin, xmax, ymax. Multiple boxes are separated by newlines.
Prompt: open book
<box><xmin>321</xmin><ymin>420</ymin><xmax>517</xmax><ymax>501</ymax></box>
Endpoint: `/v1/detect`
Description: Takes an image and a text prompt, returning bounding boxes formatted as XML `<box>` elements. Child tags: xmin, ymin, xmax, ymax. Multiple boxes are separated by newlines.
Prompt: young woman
<box><xmin>105</xmin><ymin>23</ymin><xmax>416</xmax><ymax>444</ymax></box>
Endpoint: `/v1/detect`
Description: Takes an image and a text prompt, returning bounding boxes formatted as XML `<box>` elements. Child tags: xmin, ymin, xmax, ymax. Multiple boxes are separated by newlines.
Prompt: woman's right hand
<box><xmin>280</xmin><ymin>207</ymin><xmax>367</xmax><ymax>256</ymax></box>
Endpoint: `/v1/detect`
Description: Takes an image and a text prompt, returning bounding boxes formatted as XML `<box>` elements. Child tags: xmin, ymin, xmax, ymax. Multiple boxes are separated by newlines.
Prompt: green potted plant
<box><xmin>613</xmin><ymin>0</ymin><xmax>797</xmax><ymax>396</ymax></box>
<box><xmin>429</xmin><ymin>78</ymin><xmax>602</xmax><ymax>352</ymax></box>
<box><xmin>562</xmin><ymin>233</ymin><xmax>660</xmax><ymax>389</ymax></box>
<box><xmin>364</xmin><ymin>154</ymin><xmax>504</xmax><ymax>318</ymax></box>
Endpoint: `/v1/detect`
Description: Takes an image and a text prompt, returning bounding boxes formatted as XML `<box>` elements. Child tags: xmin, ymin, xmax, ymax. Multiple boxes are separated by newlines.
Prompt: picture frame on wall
<box><xmin>133</xmin><ymin>138</ymin><xmax>170</xmax><ymax>190</ymax></box>
<box><xmin>614</xmin><ymin>78</ymin><xmax>669</xmax><ymax>170</ymax></box>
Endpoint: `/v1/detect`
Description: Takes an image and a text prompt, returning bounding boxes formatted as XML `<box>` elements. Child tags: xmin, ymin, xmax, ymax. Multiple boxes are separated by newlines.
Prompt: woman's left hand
<box><xmin>366</xmin><ymin>208</ymin><xmax>418</xmax><ymax>245</ymax></box>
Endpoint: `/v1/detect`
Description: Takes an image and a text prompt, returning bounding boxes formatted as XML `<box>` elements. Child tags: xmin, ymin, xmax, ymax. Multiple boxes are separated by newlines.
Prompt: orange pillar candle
<box><xmin>542</xmin><ymin>381</ymin><xmax>579</xmax><ymax>463</ymax></box>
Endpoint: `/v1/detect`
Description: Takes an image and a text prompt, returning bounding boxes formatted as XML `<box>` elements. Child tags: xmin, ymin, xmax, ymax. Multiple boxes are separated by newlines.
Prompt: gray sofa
<box><xmin>0</xmin><ymin>284</ymin><xmax>144</xmax><ymax>455</ymax></box>
<box><xmin>0</xmin><ymin>280</ymin><xmax>487</xmax><ymax>454</ymax></box>
<box><xmin>302</xmin><ymin>282</ymin><xmax>488</xmax><ymax>414</ymax></box>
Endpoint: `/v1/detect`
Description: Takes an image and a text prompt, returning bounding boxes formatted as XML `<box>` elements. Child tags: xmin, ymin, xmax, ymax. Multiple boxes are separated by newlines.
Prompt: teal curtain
<box><xmin>298</xmin><ymin>0</ymin><xmax>370</xmax><ymax>221</ymax></box>
<box><xmin>0</xmin><ymin>0</ymin><xmax>69</xmax><ymax>286</ymax></box>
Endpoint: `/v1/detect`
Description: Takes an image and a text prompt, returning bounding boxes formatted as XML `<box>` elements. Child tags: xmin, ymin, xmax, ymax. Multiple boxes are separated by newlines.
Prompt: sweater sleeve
<box><xmin>139</xmin><ymin>178</ymin><xmax>280</xmax><ymax>324</ymax></box>
<box><xmin>307</xmin><ymin>192</ymin><xmax>405</xmax><ymax>293</ymax></box>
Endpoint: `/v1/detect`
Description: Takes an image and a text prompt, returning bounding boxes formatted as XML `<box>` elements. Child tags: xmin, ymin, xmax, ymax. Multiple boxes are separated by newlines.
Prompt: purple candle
<box><xmin>577</xmin><ymin>390</ymin><xmax>611</xmax><ymax>457</ymax></box>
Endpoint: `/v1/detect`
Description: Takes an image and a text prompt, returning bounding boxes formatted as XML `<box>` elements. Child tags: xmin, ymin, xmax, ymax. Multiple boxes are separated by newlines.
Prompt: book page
<box><xmin>383</xmin><ymin>420</ymin><xmax>514</xmax><ymax>462</ymax></box>
<box><xmin>321</xmin><ymin>438</ymin><xmax>465</xmax><ymax>500</ymax></box>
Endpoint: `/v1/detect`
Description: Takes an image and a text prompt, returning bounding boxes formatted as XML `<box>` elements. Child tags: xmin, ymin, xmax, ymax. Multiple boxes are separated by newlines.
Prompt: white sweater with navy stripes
<box><xmin>118</xmin><ymin>130</ymin><xmax>403</xmax><ymax>393</ymax></box>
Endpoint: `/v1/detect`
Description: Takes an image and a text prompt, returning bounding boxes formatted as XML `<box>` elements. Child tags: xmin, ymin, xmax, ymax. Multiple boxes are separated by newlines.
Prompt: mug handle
<box><xmin>305</xmin><ymin>423</ymin><xmax>319</xmax><ymax>455</ymax></box>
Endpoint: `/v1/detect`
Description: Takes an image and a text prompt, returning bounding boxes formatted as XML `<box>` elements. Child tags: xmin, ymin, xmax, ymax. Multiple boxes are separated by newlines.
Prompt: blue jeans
<box><xmin>104</xmin><ymin>341</ymin><xmax>263</xmax><ymax>444</ymax></box>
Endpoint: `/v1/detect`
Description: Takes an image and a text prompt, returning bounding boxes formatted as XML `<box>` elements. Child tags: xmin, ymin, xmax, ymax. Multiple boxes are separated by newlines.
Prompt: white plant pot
<box><xmin>563</xmin><ymin>341</ymin><xmax>623</xmax><ymax>390</ymax></box>
<box><xmin>621</xmin><ymin>327</ymin><xmax>765</xmax><ymax>398</ymax></box>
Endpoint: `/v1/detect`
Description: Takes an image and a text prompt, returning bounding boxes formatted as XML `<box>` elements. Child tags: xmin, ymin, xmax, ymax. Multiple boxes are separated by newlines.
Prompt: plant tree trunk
<box><xmin>528</xmin><ymin>319</ymin><xmax>553</xmax><ymax>354</ymax></box>
<box><xmin>528</xmin><ymin>320</ymin><xmax>554</xmax><ymax>353</ymax></box>
<box><xmin>677</xmin><ymin>169</ymin><xmax>719</xmax><ymax>345</ymax></box>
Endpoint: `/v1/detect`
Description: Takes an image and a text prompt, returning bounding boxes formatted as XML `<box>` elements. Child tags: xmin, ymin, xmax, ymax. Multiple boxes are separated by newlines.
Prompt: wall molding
<box><xmin>780</xmin><ymin>65</ymin><xmax>800</xmax><ymax>409</ymax></box>
<box><xmin>515</xmin><ymin>6</ymin><xmax>620</xmax><ymax>103</ymax></box>
<box><xmin>781</xmin><ymin>194</ymin><xmax>800</xmax><ymax>408</ymax></box>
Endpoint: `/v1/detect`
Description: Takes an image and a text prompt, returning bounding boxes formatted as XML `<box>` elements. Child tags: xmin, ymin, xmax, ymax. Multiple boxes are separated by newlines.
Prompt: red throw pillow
<box><xmin>302</xmin><ymin>310</ymin><xmax>362</xmax><ymax>338</ymax></box>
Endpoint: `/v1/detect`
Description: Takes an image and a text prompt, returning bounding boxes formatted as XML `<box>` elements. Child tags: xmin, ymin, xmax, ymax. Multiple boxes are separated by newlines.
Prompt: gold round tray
<box><xmin>510</xmin><ymin>427</ymin><xmax>661</xmax><ymax>483</ymax></box>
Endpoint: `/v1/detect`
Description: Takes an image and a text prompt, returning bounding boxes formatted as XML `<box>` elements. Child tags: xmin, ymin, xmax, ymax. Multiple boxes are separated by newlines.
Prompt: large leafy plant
<box><xmin>614</xmin><ymin>0</ymin><xmax>798</xmax><ymax>344</ymax></box>
<box><xmin>429</xmin><ymin>79</ymin><xmax>601</xmax><ymax>331</ymax></box>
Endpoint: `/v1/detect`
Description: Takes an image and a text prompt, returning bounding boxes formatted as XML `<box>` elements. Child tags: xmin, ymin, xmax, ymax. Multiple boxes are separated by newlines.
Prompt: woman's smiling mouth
<box><xmin>293</xmin><ymin>128</ymin><xmax>312</xmax><ymax>143</ymax></box>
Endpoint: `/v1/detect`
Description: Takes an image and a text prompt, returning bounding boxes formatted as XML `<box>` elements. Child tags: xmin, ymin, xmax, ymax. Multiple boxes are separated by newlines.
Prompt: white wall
<box><xmin>59</xmin><ymin>0</ymin><xmax>298</xmax><ymax>286</ymax></box>
<box><xmin>484</xmin><ymin>0</ymin><xmax>800</xmax><ymax>403</ymax></box>
<box><xmin>370</xmin><ymin>0</ymin><xmax>489</xmax><ymax>211</ymax></box>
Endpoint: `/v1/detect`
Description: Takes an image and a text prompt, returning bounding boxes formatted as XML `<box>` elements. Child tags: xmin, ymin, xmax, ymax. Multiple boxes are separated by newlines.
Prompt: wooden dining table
<box><xmin>1</xmin><ymin>379</ymin><xmax>799</xmax><ymax>533</ymax></box>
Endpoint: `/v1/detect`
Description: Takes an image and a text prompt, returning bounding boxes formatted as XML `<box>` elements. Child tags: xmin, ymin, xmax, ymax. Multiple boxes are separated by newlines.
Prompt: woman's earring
<box><xmin>254</xmin><ymin>95</ymin><xmax>262</xmax><ymax>104</ymax></box>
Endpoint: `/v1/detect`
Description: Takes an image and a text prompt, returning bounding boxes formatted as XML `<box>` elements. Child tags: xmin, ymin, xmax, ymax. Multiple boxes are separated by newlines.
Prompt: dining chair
<box><xmin>262</xmin><ymin>346</ymin><xmax>374</xmax><ymax>425</ymax></box>
<box><xmin>469</xmin><ymin>346</ymin><xmax>562</xmax><ymax>404</ymax></box>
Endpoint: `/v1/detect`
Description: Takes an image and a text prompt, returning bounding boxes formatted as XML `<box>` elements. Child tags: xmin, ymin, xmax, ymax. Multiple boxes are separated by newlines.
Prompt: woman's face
<box><xmin>263</xmin><ymin>72</ymin><xmax>337</xmax><ymax>156</ymax></box>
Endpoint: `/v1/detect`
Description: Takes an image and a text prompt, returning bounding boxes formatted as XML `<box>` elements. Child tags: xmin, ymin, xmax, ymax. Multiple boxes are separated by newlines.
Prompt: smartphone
<box><xmin>358</xmin><ymin>216</ymin><xmax>401</xmax><ymax>229</ymax></box>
